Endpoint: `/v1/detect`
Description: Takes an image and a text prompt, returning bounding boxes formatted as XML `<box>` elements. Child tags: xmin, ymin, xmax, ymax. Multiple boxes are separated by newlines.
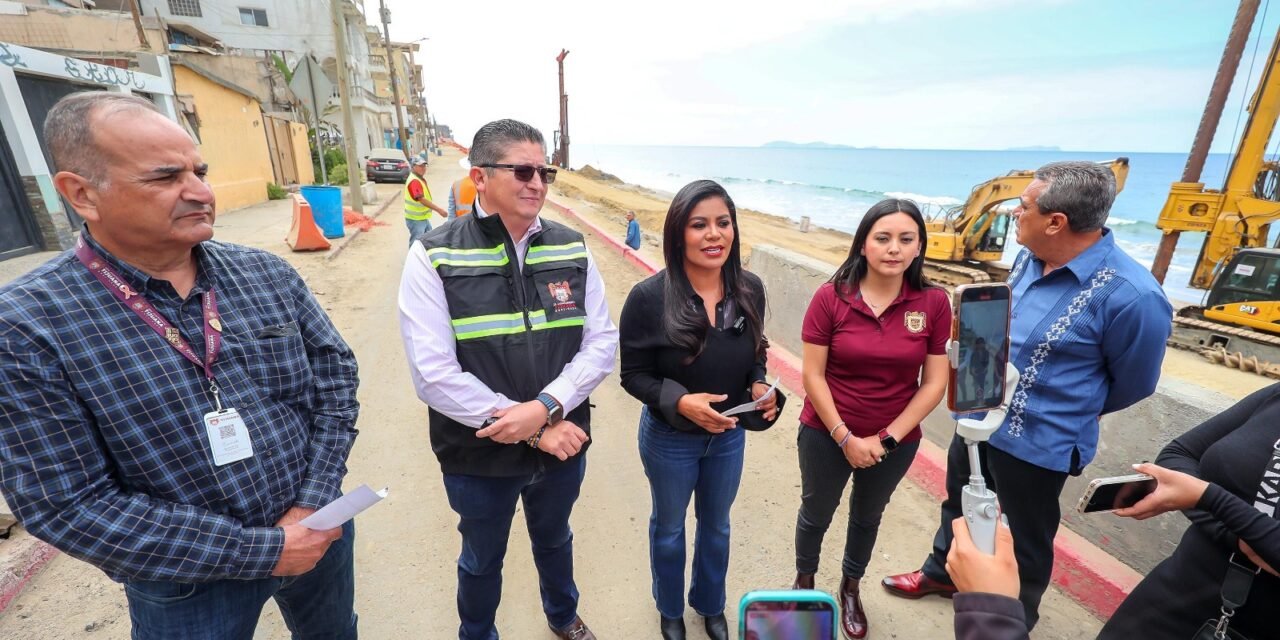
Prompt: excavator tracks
<box><xmin>1170</xmin><ymin>310</ymin><xmax>1280</xmax><ymax>379</ymax></box>
<box><xmin>923</xmin><ymin>260</ymin><xmax>994</xmax><ymax>288</ymax></box>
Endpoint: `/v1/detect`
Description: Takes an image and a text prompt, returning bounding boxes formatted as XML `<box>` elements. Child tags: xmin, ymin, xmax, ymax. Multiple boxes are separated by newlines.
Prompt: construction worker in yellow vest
<box><xmin>405</xmin><ymin>156</ymin><xmax>447</xmax><ymax>244</ymax></box>
<box><xmin>447</xmin><ymin>176</ymin><xmax>477</xmax><ymax>219</ymax></box>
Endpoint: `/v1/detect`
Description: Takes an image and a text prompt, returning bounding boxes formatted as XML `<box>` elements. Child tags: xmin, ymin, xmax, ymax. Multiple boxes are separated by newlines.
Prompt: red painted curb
<box><xmin>550</xmin><ymin>196</ymin><xmax>1141</xmax><ymax>621</ymax></box>
<box><xmin>0</xmin><ymin>536</ymin><xmax>58</xmax><ymax>614</ymax></box>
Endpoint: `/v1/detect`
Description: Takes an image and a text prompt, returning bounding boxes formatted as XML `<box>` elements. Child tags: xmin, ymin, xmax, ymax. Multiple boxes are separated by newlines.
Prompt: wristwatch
<box><xmin>878</xmin><ymin>428</ymin><xmax>899</xmax><ymax>452</ymax></box>
<box><xmin>535</xmin><ymin>392</ymin><xmax>564</xmax><ymax>426</ymax></box>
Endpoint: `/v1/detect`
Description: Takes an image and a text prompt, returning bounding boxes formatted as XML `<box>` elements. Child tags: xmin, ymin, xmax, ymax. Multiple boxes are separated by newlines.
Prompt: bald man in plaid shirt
<box><xmin>0</xmin><ymin>93</ymin><xmax>360</xmax><ymax>639</ymax></box>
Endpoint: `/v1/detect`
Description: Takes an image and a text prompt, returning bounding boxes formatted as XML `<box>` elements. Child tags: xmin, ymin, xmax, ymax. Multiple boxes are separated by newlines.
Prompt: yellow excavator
<box><xmin>921</xmin><ymin>159</ymin><xmax>1131</xmax><ymax>287</ymax></box>
<box><xmin>1151</xmin><ymin>2</ymin><xmax>1280</xmax><ymax>376</ymax></box>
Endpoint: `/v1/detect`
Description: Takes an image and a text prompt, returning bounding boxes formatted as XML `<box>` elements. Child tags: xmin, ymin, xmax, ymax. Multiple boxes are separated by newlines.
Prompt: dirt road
<box><xmin>0</xmin><ymin>150</ymin><xmax>1099</xmax><ymax>638</ymax></box>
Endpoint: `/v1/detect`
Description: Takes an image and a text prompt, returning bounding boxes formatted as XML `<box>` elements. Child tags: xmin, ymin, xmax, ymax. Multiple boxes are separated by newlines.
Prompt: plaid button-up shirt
<box><xmin>0</xmin><ymin>234</ymin><xmax>359</xmax><ymax>583</ymax></box>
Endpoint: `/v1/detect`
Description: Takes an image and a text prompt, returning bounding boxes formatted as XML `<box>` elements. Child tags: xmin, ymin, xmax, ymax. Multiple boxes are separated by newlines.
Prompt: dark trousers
<box><xmin>794</xmin><ymin>425</ymin><xmax>920</xmax><ymax>579</ymax></box>
<box><xmin>442</xmin><ymin>455</ymin><xmax>586</xmax><ymax>640</ymax></box>
<box><xmin>920</xmin><ymin>434</ymin><xmax>1067</xmax><ymax>631</ymax></box>
<box><xmin>125</xmin><ymin>520</ymin><xmax>357</xmax><ymax>640</ymax></box>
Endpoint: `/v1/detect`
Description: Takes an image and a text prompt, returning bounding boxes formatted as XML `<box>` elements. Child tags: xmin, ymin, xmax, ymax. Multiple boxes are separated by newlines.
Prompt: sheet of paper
<box><xmin>722</xmin><ymin>378</ymin><xmax>779</xmax><ymax>417</ymax></box>
<box><xmin>299</xmin><ymin>484</ymin><xmax>388</xmax><ymax>530</ymax></box>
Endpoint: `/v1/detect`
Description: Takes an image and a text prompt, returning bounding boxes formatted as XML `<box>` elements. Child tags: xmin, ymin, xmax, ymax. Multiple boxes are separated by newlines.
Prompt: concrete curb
<box><xmin>0</xmin><ymin>530</ymin><xmax>58</xmax><ymax>614</ymax></box>
<box><xmin>325</xmin><ymin>193</ymin><xmax>397</xmax><ymax>263</ymax></box>
<box><xmin>547</xmin><ymin>197</ymin><xmax>1141</xmax><ymax>621</ymax></box>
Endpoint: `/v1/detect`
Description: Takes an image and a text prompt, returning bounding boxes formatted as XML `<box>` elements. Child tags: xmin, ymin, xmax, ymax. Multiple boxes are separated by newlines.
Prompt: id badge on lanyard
<box><xmin>76</xmin><ymin>237</ymin><xmax>254</xmax><ymax>467</ymax></box>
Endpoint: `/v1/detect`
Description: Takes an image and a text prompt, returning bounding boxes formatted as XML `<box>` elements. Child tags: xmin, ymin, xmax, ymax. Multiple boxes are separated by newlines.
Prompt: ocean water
<box><xmin>573</xmin><ymin>144</ymin><xmax>1252</xmax><ymax>304</ymax></box>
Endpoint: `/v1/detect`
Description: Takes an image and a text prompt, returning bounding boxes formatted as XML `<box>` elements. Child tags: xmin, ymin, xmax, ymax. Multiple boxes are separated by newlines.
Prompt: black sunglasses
<box><xmin>477</xmin><ymin>163</ymin><xmax>558</xmax><ymax>184</ymax></box>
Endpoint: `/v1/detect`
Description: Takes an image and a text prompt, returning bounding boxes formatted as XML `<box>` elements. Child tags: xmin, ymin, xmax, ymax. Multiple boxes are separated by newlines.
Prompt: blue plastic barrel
<box><xmin>300</xmin><ymin>185</ymin><xmax>344</xmax><ymax>239</ymax></box>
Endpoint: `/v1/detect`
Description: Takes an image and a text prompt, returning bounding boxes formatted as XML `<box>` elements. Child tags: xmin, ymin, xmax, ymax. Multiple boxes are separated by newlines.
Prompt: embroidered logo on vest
<box><xmin>548</xmin><ymin>280</ymin><xmax>577</xmax><ymax>313</ymax></box>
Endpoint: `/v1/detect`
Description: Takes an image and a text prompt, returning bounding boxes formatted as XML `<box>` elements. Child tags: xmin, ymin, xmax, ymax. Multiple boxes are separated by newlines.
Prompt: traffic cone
<box><xmin>287</xmin><ymin>194</ymin><xmax>332</xmax><ymax>251</ymax></box>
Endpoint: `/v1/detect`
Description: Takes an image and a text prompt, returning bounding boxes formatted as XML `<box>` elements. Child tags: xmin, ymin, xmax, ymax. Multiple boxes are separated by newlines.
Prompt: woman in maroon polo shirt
<box><xmin>791</xmin><ymin>198</ymin><xmax>951</xmax><ymax>639</ymax></box>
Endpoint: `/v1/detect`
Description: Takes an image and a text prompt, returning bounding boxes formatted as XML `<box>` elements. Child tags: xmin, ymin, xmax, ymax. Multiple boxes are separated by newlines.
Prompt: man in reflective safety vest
<box><xmin>404</xmin><ymin>156</ymin><xmax>446</xmax><ymax>244</ymax></box>
<box><xmin>397</xmin><ymin>119</ymin><xmax>617</xmax><ymax>640</ymax></box>
<box><xmin>447</xmin><ymin>175</ymin><xmax>476</xmax><ymax>219</ymax></box>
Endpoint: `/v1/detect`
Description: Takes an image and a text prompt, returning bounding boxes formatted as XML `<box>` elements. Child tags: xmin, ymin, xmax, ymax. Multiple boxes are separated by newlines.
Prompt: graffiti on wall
<box><xmin>0</xmin><ymin>43</ymin><xmax>28</xmax><ymax>69</ymax></box>
<box><xmin>64</xmin><ymin>58</ymin><xmax>146</xmax><ymax>90</ymax></box>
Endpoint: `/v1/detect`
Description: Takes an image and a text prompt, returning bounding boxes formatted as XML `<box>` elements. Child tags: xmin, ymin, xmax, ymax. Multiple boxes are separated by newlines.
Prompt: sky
<box><xmin>381</xmin><ymin>0</ymin><xmax>1280</xmax><ymax>153</ymax></box>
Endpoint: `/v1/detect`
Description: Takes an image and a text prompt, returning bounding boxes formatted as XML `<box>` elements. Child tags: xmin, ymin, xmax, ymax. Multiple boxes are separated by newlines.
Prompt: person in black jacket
<box><xmin>1098</xmin><ymin>383</ymin><xmax>1280</xmax><ymax>639</ymax></box>
<box><xmin>620</xmin><ymin>180</ymin><xmax>782</xmax><ymax>640</ymax></box>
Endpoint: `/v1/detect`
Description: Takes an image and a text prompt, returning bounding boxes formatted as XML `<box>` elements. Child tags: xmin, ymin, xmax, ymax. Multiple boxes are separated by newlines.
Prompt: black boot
<box><xmin>703</xmin><ymin>613</ymin><xmax>729</xmax><ymax>640</ymax></box>
<box><xmin>659</xmin><ymin>615</ymin><xmax>685</xmax><ymax>640</ymax></box>
<box><xmin>793</xmin><ymin>572</ymin><xmax>815</xmax><ymax>589</ymax></box>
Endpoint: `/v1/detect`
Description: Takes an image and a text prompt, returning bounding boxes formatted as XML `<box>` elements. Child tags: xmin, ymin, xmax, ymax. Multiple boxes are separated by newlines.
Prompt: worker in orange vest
<box><xmin>447</xmin><ymin>176</ymin><xmax>476</xmax><ymax>219</ymax></box>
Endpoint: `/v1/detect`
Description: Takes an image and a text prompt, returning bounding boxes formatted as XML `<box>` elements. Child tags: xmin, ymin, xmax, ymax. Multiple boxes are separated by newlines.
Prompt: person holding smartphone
<box><xmin>1096</xmin><ymin>384</ymin><xmax>1280</xmax><ymax>639</ymax></box>
<box><xmin>792</xmin><ymin>199</ymin><xmax>951</xmax><ymax>639</ymax></box>
<box><xmin>620</xmin><ymin>180</ymin><xmax>781</xmax><ymax>640</ymax></box>
<box><xmin>882</xmin><ymin>161</ymin><xmax>1172</xmax><ymax>632</ymax></box>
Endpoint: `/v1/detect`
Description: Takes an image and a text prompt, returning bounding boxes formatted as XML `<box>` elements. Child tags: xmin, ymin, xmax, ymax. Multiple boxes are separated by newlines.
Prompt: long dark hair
<box><xmin>661</xmin><ymin>180</ymin><xmax>767</xmax><ymax>363</ymax></box>
<box><xmin>830</xmin><ymin>198</ymin><xmax>934</xmax><ymax>300</ymax></box>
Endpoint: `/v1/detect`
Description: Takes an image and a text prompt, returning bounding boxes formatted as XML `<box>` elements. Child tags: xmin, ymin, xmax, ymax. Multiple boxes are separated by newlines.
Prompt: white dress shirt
<box><xmin>398</xmin><ymin>199</ymin><xmax>618</xmax><ymax>428</ymax></box>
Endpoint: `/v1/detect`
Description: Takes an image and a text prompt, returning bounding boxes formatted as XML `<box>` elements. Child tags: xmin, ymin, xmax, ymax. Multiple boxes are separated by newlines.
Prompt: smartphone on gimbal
<box><xmin>947</xmin><ymin>283</ymin><xmax>1012</xmax><ymax>414</ymax></box>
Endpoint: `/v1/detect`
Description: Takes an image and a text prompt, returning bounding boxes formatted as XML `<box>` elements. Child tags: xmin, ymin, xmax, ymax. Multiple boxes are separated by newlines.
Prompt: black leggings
<box><xmin>794</xmin><ymin>424</ymin><xmax>920</xmax><ymax>579</ymax></box>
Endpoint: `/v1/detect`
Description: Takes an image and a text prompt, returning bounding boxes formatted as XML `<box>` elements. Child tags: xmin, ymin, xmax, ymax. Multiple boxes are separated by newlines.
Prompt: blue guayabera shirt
<box><xmin>989</xmin><ymin>230</ymin><xmax>1172</xmax><ymax>473</ymax></box>
<box><xmin>0</xmin><ymin>233</ymin><xmax>359</xmax><ymax>582</ymax></box>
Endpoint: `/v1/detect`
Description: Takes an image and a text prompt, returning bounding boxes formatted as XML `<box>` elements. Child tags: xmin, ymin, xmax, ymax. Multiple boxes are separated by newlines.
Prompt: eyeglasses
<box><xmin>477</xmin><ymin>163</ymin><xmax>558</xmax><ymax>184</ymax></box>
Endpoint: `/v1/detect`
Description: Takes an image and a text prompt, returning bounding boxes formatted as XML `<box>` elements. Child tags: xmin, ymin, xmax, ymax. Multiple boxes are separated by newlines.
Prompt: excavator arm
<box><xmin>1157</xmin><ymin>22</ymin><xmax>1280</xmax><ymax>289</ymax></box>
<box><xmin>924</xmin><ymin>159</ymin><xmax>1130</xmax><ymax>264</ymax></box>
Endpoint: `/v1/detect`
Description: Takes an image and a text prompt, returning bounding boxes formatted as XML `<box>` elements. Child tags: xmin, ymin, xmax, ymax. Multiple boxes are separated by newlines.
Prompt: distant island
<box><xmin>762</xmin><ymin>141</ymin><xmax>857</xmax><ymax>149</ymax></box>
<box><xmin>1005</xmin><ymin>145</ymin><xmax>1062</xmax><ymax>151</ymax></box>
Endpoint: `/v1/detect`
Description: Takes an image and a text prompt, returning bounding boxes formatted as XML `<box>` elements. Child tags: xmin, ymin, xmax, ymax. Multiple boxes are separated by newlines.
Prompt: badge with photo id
<box><xmin>203</xmin><ymin>408</ymin><xmax>254</xmax><ymax>466</ymax></box>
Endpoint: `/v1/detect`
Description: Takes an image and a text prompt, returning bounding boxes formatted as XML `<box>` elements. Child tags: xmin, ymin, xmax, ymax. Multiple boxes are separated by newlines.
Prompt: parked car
<box><xmin>364</xmin><ymin>147</ymin><xmax>410</xmax><ymax>183</ymax></box>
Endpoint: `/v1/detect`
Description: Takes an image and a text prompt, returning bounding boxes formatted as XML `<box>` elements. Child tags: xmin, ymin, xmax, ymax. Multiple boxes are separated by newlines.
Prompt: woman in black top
<box><xmin>620</xmin><ymin>180</ymin><xmax>782</xmax><ymax>640</ymax></box>
<box><xmin>1097</xmin><ymin>383</ymin><xmax>1280</xmax><ymax>639</ymax></box>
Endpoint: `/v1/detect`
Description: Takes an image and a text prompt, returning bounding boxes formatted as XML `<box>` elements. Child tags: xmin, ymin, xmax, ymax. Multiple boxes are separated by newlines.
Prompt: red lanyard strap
<box><xmin>75</xmin><ymin>237</ymin><xmax>222</xmax><ymax>384</ymax></box>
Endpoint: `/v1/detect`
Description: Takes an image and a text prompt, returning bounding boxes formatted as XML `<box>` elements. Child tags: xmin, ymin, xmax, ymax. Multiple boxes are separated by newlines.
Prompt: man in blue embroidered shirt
<box><xmin>882</xmin><ymin>161</ymin><xmax>1172</xmax><ymax>630</ymax></box>
<box><xmin>0</xmin><ymin>93</ymin><xmax>360</xmax><ymax>638</ymax></box>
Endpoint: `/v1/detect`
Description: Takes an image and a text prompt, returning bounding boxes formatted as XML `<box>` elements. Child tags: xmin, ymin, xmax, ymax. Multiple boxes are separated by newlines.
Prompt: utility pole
<box><xmin>555</xmin><ymin>49</ymin><xmax>569</xmax><ymax>169</ymax></box>
<box><xmin>378</xmin><ymin>0</ymin><xmax>409</xmax><ymax>154</ymax></box>
<box><xmin>1150</xmin><ymin>0</ymin><xmax>1259</xmax><ymax>283</ymax></box>
<box><xmin>330</xmin><ymin>0</ymin><xmax>364</xmax><ymax>213</ymax></box>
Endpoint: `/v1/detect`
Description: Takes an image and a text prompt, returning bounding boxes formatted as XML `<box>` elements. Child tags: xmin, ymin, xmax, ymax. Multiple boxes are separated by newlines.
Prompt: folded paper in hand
<box><xmin>299</xmin><ymin>484</ymin><xmax>388</xmax><ymax>530</ymax></box>
<box><xmin>722</xmin><ymin>378</ymin><xmax>779</xmax><ymax>417</ymax></box>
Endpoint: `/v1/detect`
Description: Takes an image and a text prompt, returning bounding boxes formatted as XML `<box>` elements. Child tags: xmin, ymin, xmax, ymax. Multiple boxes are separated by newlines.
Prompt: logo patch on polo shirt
<box><xmin>904</xmin><ymin>311</ymin><xmax>926</xmax><ymax>333</ymax></box>
<box><xmin>547</xmin><ymin>280</ymin><xmax>578</xmax><ymax>313</ymax></box>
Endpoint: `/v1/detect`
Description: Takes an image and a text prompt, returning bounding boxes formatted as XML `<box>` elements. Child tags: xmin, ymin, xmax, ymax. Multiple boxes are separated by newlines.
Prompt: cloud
<box><xmin>386</xmin><ymin>0</ymin><xmax>1031</xmax><ymax>144</ymax></box>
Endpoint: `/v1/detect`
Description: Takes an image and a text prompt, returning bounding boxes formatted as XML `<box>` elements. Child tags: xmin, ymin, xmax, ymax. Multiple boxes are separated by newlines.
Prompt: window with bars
<box><xmin>168</xmin><ymin>0</ymin><xmax>202</xmax><ymax>17</ymax></box>
<box><xmin>239</xmin><ymin>7</ymin><xmax>268</xmax><ymax>27</ymax></box>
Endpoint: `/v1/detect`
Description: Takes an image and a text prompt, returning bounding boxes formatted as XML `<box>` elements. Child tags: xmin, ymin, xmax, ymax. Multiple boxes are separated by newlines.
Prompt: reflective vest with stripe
<box><xmin>404</xmin><ymin>174</ymin><xmax>432</xmax><ymax>221</ymax></box>
<box><xmin>419</xmin><ymin>212</ymin><xmax>592</xmax><ymax>476</ymax></box>
<box><xmin>451</xmin><ymin>177</ymin><xmax>476</xmax><ymax>218</ymax></box>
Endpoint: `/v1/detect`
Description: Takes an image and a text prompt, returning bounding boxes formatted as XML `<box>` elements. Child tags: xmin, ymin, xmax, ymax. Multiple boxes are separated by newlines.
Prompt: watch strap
<box><xmin>535</xmin><ymin>392</ymin><xmax>563</xmax><ymax>425</ymax></box>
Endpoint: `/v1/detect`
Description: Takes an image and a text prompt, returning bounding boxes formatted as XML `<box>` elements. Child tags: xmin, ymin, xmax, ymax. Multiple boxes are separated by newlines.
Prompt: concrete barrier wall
<box><xmin>748</xmin><ymin>244</ymin><xmax>836</xmax><ymax>355</ymax></box>
<box><xmin>749</xmin><ymin>242</ymin><xmax>1241</xmax><ymax>574</ymax></box>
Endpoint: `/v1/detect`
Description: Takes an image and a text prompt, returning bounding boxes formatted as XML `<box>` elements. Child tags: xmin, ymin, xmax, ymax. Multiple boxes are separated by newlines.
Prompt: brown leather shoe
<box><xmin>549</xmin><ymin>616</ymin><xmax>596</xmax><ymax>640</ymax></box>
<box><xmin>792</xmin><ymin>572</ymin><xmax>815</xmax><ymax>589</ymax></box>
<box><xmin>840</xmin><ymin>575</ymin><xmax>868</xmax><ymax>639</ymax></box>
<box><xmin>880</xmin><ymin>570</ymin><xmax>958</xmax><ymax>600</ymax></box>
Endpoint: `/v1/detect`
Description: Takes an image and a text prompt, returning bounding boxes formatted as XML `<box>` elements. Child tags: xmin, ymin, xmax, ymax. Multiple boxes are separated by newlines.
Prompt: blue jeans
<box><xmin>405</xmin><ymin>217</ymin><xmax>432</xmax><ymax>244</ymax></box>
<box><xmin>638</xmin><ymin>407</ymin><xmax>746</xmax><ymax>619</ymax></box>
<box><xmin>442</xmin><ymin>455</ymin><xmax>587</xmax><ymax>639</ymax></box>
<box><xmin>124</xmin><ymin>520</ymin><xmax>357</xmax><ymax>640</ymax></box>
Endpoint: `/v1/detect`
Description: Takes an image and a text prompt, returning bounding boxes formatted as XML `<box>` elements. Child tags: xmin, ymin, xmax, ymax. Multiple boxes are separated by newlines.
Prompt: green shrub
<box><xmin>266</xmin><ymin>182</ymin><xmax>288</xmax><ymax>200</ymax></box>
<box><xmin>328</xmin><ymin>163</ymin><xmax>349</xmax><ymax>186</ymax></box>
<box><xmin>323</xmin><ymin>148</ymin><xmax>346</xmax><ymax>171</ymax></box>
